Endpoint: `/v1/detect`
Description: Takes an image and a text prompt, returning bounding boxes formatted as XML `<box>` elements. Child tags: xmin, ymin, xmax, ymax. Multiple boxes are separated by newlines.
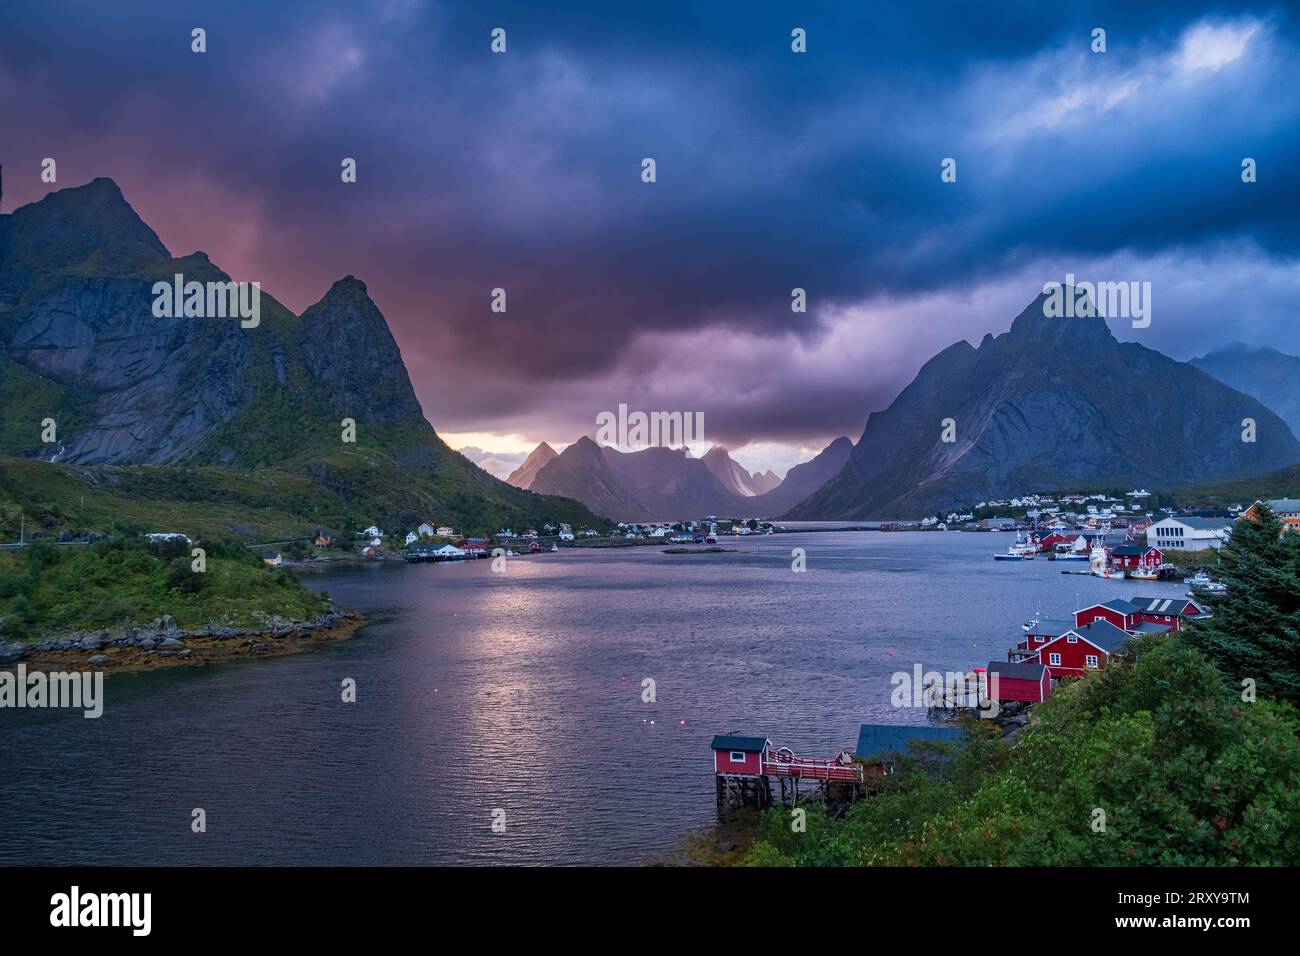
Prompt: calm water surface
<box><xmin>1</xmin><ymin>531</ymin><xmax>1187</xmax><ymax>865</ymax></box>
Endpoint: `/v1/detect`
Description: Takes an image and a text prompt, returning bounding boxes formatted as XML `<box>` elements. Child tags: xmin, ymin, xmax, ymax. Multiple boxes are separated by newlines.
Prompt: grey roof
<box><xmin>987</xmin><ymin>660</ymin><xmax>1047</xmax><ymax>681</ymax></box>
<box><xmin>1071</xmin><ymin>619</ymin><xmax>1133</xmax><ymax>653</ymax></box>
<box><xmin>1093</xmin><ymin>599</ymin><xmax>1143</xmax><ymax>614</ymax></box>
<box><xmin>856</xmin><ymin>724</ymin><xmax>964</xmax><ymax>760</ymax></box>
<box><xmin>1153</xmin><ymin>516</ymin><xmax>1232</xmax><ymax>530</ymax></box>
<box><xmin>1111</xmin><ymin>543</ymin><xmax>1155</xmax><ymax>556</ymax></box>
<box><xmin>1131</xmin><ymin>622</ymin><xmax>1173</xmax><ymax>634</ymax></box>
<box><xmin>1263</xmin><ymin>498</ymin><xmax>1300</xmax><ymax>513</ymax></box>
<box><xmin>1127</xmin><ymin>596</ymin><xmax>1196</xmax><ymax>616</ymax></box>
<box><xmin>710</xmin><ymin>735</ymin><xmax>768</xmax><ymax>752</ymax></box>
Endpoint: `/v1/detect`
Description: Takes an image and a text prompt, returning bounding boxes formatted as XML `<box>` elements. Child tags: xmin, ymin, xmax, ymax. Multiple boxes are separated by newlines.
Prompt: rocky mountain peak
<box><xmin>1005</xmin><ymin>287</ymin><xmax>1116</xmax><ymax>348</ymax></box>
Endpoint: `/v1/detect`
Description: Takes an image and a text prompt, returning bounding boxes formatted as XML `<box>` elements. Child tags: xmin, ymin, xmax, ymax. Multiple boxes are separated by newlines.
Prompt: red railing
<box><xmin>762</xmin><ymin>749</ymin><xmax>863</xmax><ymax>782</ymax></box>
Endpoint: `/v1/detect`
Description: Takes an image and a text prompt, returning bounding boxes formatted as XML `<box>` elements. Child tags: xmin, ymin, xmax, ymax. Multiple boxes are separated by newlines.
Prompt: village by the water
<box><xmin>710</xmin><ymin>490</ymin><xmax>1300</xmax><ymax>815</ymax></box>
<box><xmin>300</xmin><ymin>489</ymin><xmax>1300</xmax><ymax>817</ymax></box>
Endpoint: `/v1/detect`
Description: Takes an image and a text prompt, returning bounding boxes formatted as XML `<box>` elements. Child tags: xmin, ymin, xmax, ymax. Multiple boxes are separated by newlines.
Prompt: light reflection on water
<box><xmin>0</xmin><ymin>531</ymin><xmax>1182</xmax><ymax>865</ymax></box>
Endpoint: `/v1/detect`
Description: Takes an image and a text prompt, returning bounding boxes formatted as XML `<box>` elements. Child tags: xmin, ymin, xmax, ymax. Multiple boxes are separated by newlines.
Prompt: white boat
<box><xmin>1184</xmin><ymin>570</ymin><xmax>1227</xmax><ymax>593</ymax></box>
<box><xmin>1090</xmin><ymin>545</ymin><xmax>1120</xmax><ymax>578</ymax></box>
<box><xmin>995</xmin><ymin>536</ymin><xmax>1037</xmax><ymax>560</ymax></box>
<box><xmin>1128</xmin><ymin>567</ymin><xmax>1158</xmax><ymax>581</ymax></box>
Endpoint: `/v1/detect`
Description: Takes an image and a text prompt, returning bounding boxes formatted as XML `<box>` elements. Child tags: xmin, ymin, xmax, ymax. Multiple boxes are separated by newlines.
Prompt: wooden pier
<box><xmin>711</xmin><ymin>736</ymin><xmax>864</xmax><ymax>809</ymax></box>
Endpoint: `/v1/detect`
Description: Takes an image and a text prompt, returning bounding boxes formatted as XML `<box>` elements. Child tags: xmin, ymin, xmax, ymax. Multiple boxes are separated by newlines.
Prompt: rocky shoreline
<box><xmin>0</xmin><ymin>601</ymin><xmax>364</xmax><ymax>674</ymax></box>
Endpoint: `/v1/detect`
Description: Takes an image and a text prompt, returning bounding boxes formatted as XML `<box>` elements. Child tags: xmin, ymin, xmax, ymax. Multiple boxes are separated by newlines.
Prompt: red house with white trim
<box><xmin>1017</xmin><ymin>618</ymin><xmax>1075</xmax><ymax>655</ymax></box>
<box><xmin>1125</xmin><ymin>595</ymin><xmax>1208</xmax><ymax>633</ymax></box>
<box><xmin>710</xmin><ymin>735</ymin><xmax>770</xmax><ymax>776</ymax></box>
<box><xmin>1109</xmin><ymin>544</ymin><xmax>1162</xmax><ymax>572</ymax></box>
<box><xmin>1037</xmin><ymin>531</ymin><xmax>1080</xmax><ymax>553</ymax></box>
<box><xmin>1074</xmin><ymin>599</ymin><xmax>1143</xmax><ymax>631</ymax></box>
<box><xmin>1035</xmin><ymin>620</ymin><xmax>1132</xmax><ymax>678</ymax></box>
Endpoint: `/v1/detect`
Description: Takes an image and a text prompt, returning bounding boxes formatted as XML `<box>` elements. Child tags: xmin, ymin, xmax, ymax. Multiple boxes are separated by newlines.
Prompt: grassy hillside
<box><xmin>1169</xmin><ymin>463</ymin><xmax>1300</xmax><ymax>509</ymax></box>
<box><xmin>0</xmin><ymin>447</ymin><xmax>606</xmax><ymax>545</ymax></box>
<box><xmin>0</xmin><ymin>536</ymin><xmax>331</xmax><ymax>641</ymax></box>
<box><xmin>740</xmin><ymin>635</ymin><xmax>1300</xmax><ymax>866</ymax></box>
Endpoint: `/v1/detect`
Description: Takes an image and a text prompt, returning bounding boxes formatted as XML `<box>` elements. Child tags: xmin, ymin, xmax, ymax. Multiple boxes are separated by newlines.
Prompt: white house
<box><xmin>1147</xmin><ymin>516</ymin><xmax>1232</xmax><ymax>552</ymax></box>
<box><xmin>436</xmin><ymin>526</ymin><xmax>454</xmax><ymax>537</ymax></box>
<box><xmin>361</xmin><ymin>525</ymin><xmax>384</xmax><ymax>538</ymax></box>
<box><xmin>434</xmin><ymin>544</ymin><xmax>465</xmax><ymax>558</ymax></box>
<box><xmin>405</xmin><ymin>531</ymin><xmax>419</xmax><ymax>545</ymax></box>
<box><xmin>417</xmin><ymin>523</ymin><xmax>436</xmax><ymax>538</ymax></box>
<box><xmin>559</xmin><ymin>530</ymin><xmax>575</xmax><ymax>541</ymax></box>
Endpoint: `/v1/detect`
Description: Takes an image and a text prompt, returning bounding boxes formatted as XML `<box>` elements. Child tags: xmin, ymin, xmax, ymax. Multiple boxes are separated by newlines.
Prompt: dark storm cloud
<box><xmin>2</xmin><ymin>0</ymin><xmax>1298</xmax><ymax>458</ymax></box>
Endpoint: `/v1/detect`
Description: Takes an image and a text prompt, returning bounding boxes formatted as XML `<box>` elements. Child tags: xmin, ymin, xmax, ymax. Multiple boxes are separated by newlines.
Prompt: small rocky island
<box><xmin>0</xmin><ymin>536</ymin><xmax>361</xmax><ymax>674</ymax></box>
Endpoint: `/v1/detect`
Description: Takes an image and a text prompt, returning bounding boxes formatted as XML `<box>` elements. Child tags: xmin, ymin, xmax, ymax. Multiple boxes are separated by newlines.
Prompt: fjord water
<box><xmin>2</xmin><ymin>532</ymin><xmax>1179</xmax><ymax>865</ymax></box>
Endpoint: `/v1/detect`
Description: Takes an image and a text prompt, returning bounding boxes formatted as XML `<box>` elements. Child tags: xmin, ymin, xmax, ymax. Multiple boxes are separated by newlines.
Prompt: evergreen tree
<box><xmin>1184</xmin><ymin>504</ymin><xmax>1300</xmax><ymax>705</ymax></box>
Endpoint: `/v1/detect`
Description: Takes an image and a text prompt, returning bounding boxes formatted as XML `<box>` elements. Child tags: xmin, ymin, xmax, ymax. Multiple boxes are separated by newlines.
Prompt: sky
<box><xmin>3</xmin><ymin>1</ymin><xmax>1299</xmax><ymax>478</ymax></box>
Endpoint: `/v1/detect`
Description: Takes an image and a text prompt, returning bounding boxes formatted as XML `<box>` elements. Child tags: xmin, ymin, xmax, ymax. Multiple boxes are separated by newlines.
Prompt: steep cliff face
<box><xmin>0</xmin><ymin>180</ymin><xmax>430</xmax><ymax>466</ymax></box>
<box><xmin>0</xmin><ymin>178</ymin><xmax>605</xmax><ymax>533</ymax></box>
<box><xmin>702</xmin><ymin>446</ymin><xmax>763</xmax><ymax>496</ymax></box>
<box><xmin>787</xmin><ymin>295</ymin><xmax>1300</xmax><ymax>519</ymax></box>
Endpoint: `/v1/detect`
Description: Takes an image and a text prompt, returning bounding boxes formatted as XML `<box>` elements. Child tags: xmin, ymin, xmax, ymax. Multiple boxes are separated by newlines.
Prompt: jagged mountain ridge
<box><xmin>529</xmin><ymin>436</ymin><xmax>851</xmax><ymax>521</ymax></box>
<box><xmin>786</xmin><ymin>294</ymin><xmax>1300</xmax><ymax>520</ymax></box>
<box><xmin>0</xmin><ymin>178</ymin><xmax>605</xmax><ymax>533</ymax></box>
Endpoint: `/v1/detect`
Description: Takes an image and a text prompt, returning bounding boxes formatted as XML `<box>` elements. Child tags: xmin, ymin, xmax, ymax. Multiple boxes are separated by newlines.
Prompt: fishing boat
<box><xmin>1183</xmin><ymin>570</ymin><xmax>1227</xmax><ymax>594</ymax></box>
<box><xmin>1089</xmin><ymin>545</ymin><xmax>1120</xmax><ymax>578</ymax></box>
<box><xmin>994</xmin><ymin>537</ymin><xmax>1038</xmax><ymax>560</ymax></box>
<box><xmin>1128</xmin><ymin>567</ymin><xmax>1158</xmax><ymax>581</ymax></box>
<box><xmin>1054</xmin><ymin>539</ymin><xmax>1089</xmax><ymax>560</ymax></box>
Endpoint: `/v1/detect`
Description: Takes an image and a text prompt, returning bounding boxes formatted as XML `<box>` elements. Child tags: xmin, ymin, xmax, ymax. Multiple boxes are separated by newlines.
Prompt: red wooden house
<box><xmin>710</xmin><ymin>735</ymin><xmax>770</xmax><ymax>777</ymax></box>
<box><xmin>1018</xmin><ymin>618</ymin><xmax>1075</xmax><ymax>656</ymax></box>
<box><xmin>1109</xmin><ymin>543</ymin><xmax>1162</xmax><ymax>572</ymax></box>
<box><xmin>1037</xmin><ymin>531</ymin><xmax>1079</xmax><ymax>553</ymax></box>
<box><xmin>1125</xmin><ymin>595</ymin><xmax>1208</xmax><ymax>633</ymax></box>
<box><xmin>1074</xmin><ymin>599</ymin><xmax>1142</xmax><ymax>631</ymax></box>
<box><xmin>986</xmin><ymin>659</ymin><xmax>1051</xmax><ymax>703</ymax></box>
<box><xmin>1035</xmin><ymin>620</ymin><xmax>1132</xmax><ymax>678</ymax></box>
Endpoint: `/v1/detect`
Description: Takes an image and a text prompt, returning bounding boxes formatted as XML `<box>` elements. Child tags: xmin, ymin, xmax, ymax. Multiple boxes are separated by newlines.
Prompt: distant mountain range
<box><xmin>0</xmin><ymin>178</ymin><xmax>605</xmax><ymax>537</ymax></box>
<box><xmin>1190</xmin><ymin>344</ymin><xmax>1300</xmax><ymax>440</ymax></box>
<box><xmin>7</xmin><ymin>180</ymin><xmax>1298</xmax><ymax>536</ymax></box>
<box><xmin>517</xmin><ymin>435</ymin><xmax>852</xmax><ymax>522</ymax></box>
<box><xmin>788</xmin><ymin>294</ymin><xmax>1300</xmax><ymax>520</ymax></box>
